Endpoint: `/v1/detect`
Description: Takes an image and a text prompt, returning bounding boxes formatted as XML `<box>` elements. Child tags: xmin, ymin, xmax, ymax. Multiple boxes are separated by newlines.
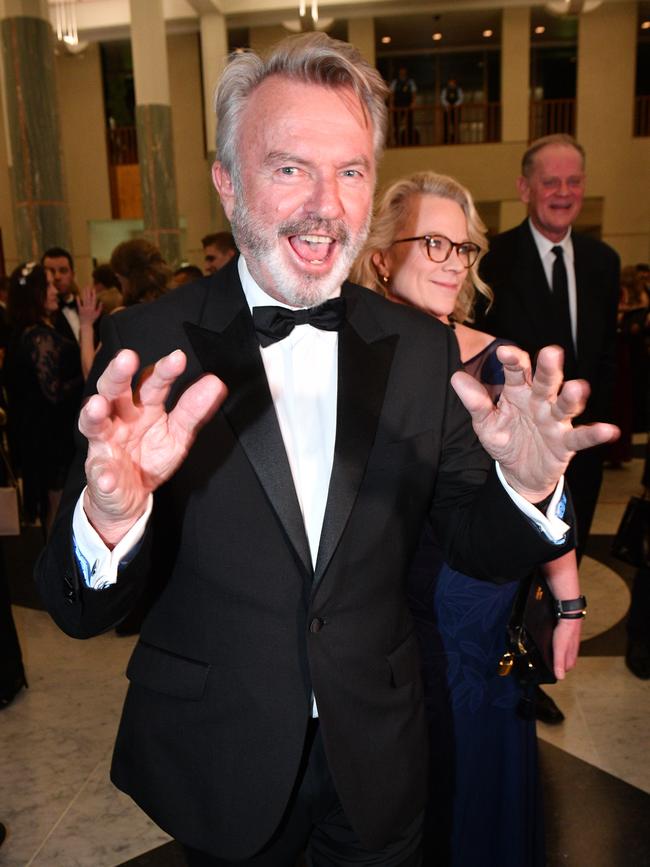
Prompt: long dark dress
<box><xmin>4</xmin><ymin>323</ymin><xmax>82</xmax><ymax>524</ymax></box>
<box><xmin>410</xmin><ymin>337</ymin><xmax>544</xmax><ymax>867</ymax></box>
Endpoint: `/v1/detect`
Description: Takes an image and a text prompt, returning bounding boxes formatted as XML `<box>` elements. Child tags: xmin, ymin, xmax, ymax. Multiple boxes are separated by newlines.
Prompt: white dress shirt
<box><xmin>238</xmin><ymin>257</ymin><xmax>338</xmax><ymax>567</ymax></box>
<box><xmin>528</xmin><ymin>219</ymin><xmax>577</xmax><ymax>354</ymax></box>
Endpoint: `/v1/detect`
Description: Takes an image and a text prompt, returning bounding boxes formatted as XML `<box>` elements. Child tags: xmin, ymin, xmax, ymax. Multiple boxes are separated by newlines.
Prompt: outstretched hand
<box><xmin>77</xmin><ymin>286</ymin><xmax>103</xmax><ymax>326</ymax></box>
<box><xmin>80</xmin><ymin>349</ymin><xmax>227</xmax><ymax>547</ymax></box>
<box><xmin>451</xmin><ymin>345</ymin><xmax>619</xmax><ymax>502</ymax></box>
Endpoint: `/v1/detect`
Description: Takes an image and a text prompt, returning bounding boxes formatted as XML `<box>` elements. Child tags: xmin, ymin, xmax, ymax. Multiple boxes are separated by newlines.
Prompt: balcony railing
<box><xmin>529</xmin><ymin>98</ymin><xmax>575</xmax><ymax>140</ymax></box>
<box><xmin>634</xmin><ymin>95</ymin><xmax>650</xmax><ymax>137</ymax></box>
<box><xmin>107</xmin><ymin>125</ymin><xmax>138</xmax><ymax>165</ymax></box>
<box><xmin>387</xmin><ymin>103</ymin><xmax>501</xmax><ymax>148</ymax></box>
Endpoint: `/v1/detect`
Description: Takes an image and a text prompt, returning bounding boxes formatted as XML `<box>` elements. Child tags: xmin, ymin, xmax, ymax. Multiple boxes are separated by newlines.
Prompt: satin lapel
<box><xmin>183</xmin><ymin>280</ymin><xmax>312</xmax><ymax>576</ymax></box>
<box><xmin>313</xmin><ymin>288</ymin><xmax>398</xmax><ymax>586</ymax></box>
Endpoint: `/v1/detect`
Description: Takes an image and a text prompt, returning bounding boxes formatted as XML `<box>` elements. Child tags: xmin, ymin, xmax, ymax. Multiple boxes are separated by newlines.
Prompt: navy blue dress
<box><xmin>409</xmin><ymin>337</ymin><xmax>545</xmax><ymax>867</ymax></box>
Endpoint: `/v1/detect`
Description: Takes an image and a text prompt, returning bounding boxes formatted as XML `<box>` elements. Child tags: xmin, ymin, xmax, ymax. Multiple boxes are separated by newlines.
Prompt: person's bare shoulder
<box><xmin>456</xmin><ymin>323</ymin><xmax>495</xmax><ymax>363</ymax></box>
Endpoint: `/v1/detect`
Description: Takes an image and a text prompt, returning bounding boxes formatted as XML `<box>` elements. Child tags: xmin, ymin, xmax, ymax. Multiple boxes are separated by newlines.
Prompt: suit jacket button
<box><xmin>309</xmin><ymin>617</ymin><xmax>324</xmax><ymax>634</ymax></box>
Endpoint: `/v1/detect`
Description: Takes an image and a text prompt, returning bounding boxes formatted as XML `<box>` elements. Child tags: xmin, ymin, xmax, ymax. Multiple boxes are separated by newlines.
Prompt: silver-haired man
<box><xmin>37</xmin><ymin>34</ymin><xmax>615</xmax><ymax>866</ymax></box>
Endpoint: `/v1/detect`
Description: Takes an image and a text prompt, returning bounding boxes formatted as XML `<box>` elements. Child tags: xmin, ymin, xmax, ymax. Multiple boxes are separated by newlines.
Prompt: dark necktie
<box><xmin>252</xmin><ymin>297</ymin><xmax>346</xmax><ymax>347</ymax></box>
<box><xmin>550</xmin><ymin>246</ymin><xmax>576</xmax><ymax>366</ymax></box>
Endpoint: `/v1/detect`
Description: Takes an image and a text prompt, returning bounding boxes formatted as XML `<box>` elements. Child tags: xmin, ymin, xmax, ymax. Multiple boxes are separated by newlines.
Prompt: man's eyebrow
<box><xmin>265</xmin><ymin>151</ymin><xmax>309</xmax><ymax>166</ymax></box>
<box><xmin>264</xmin><ymin>151</ymin><xmax>372</xmax><ymax>171</ymax></box>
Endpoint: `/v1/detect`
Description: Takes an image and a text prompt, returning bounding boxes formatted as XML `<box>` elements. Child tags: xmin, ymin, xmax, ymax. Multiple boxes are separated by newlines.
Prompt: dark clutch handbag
<box><xmin>498</xmin><ymin>570</ymin><xmax>557</xmax><ymax>687</ymax></box>
<box><xmin>611</xmin><ymin>495</ymin><xmax>650</xmax><ymax>569</ymax></box>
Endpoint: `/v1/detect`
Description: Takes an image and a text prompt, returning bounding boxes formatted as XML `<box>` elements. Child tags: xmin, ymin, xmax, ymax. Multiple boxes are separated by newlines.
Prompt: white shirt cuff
<box><xmin>72</xmin><ymin>490</ymin><xmax>153</xmax><ymax>589</ymax></box>
<box><xmin>495</xmin><ymin>463</ymin><xmax>570</xmax><ymax>544</ymax></box>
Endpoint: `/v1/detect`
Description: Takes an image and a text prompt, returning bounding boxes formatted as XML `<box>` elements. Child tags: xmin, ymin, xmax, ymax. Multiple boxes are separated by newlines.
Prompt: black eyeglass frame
<box><xmin>391</xmin><ymin>234</ymin><xmax>480</xmax><ymax>268</ymax></box>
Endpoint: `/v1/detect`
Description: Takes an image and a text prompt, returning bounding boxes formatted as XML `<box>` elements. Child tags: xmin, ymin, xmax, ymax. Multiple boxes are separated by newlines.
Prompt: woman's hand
<box><xmin>553</xmin><ymin>617</ymin><xmax>583</xmax><ymax>680</ymax></box>
<box><xmin>77</xmin><ymin>286</ymin><xmax>103</xmax><ymax>326</ymax></box>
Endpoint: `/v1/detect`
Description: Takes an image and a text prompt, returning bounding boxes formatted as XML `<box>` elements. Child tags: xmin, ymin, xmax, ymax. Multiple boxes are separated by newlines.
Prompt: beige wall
<box><xmin>577</xmin><ymin>2</ymin><xmax>649</xmax><ymax>264</ymax></box>
<box><xmin>167</xmin><ymin>32</ymin><xmax>217</xmax><ymax>268</ymax></box>
<box><xmin>55</xmin><ymin>43</ymin><xmax>112</xmax><ymax>285</ymax></box>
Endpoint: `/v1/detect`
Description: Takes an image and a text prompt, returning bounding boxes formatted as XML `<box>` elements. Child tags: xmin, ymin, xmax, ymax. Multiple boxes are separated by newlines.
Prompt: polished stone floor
<box><xmin>1</xmin><ymin>444</ymin><xmax>648</xmax><ymax>867</ymax></box>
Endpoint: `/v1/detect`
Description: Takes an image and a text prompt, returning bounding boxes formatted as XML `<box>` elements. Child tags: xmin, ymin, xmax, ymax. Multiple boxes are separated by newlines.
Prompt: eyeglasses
<box><xmin>391</xmin><ymin>234</ymin><xmax>480</xmax><ymax>269</ymax></box>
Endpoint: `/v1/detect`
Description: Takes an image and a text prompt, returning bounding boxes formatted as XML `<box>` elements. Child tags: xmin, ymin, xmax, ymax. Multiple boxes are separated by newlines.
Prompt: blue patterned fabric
<box><xmin>409</xmin><ymin>336</ymin><xmax>544</xmax><ymax>867</ymax></box>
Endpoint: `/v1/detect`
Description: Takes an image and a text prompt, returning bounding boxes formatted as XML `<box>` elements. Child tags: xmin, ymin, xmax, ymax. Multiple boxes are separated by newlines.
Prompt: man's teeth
<box><xmin>298</xmin><ymin>235</ymin><xmax>333</xmax><ymax>244</ymax></box>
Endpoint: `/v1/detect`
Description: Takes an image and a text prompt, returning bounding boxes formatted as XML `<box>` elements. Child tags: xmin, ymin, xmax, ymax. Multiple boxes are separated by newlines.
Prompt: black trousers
<box><xmin>0</xmin><ymin>542</ymin><xmax>25</xmax><ymax>693</ymax></box>
<box><xmin>183</xmin><ymin>721</ymin><xmax>423</xmax><ymax>867</ymax></box>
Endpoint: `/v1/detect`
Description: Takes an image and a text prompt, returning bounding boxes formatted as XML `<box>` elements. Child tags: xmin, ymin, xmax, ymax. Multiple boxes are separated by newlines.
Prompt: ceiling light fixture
<box><xmin>482</xmin><ymin>29</ymin><xmax>493</xmax><ymax>37</ymax></box>
<box><xmin>432</xmin><ymin>32</ymin><xmax>443</xmax><ymax>41</ymax></box>
<box><xmin>381</xmin><ymin>36</ymin><xmax>392</xmax><ymax>44</ymax></box>
<box><xmin>545</xmin><ymin>0</ymin><xmax>603</xmax><ymax>15</ymax></box>
<box><xmin>51</xmin><ymin>0</ymin><xmax>78</xmax><ymax>46</ymax></box>
<box><xmin>534</xmin><ymin>25</ymin><xmax>546</xmax><ymax>34</ymax></box>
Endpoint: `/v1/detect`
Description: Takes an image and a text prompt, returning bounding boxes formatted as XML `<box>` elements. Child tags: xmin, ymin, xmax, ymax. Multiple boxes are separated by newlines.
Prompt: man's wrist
<box><xmin>82</xmin><ymin>491</ymin><xmax>147</xmax><ymax>550</ymax></box>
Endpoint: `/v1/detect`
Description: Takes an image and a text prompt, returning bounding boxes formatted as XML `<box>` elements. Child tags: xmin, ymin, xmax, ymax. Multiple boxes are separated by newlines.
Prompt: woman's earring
<box><xmin>382</xmin><ymin>274</ymin><xmax>389</xmax><ymax>284</ymax></box>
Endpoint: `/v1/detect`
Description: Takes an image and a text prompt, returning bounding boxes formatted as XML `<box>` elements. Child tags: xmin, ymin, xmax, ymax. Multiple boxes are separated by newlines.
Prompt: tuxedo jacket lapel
<box><xmin>183</xmin><ymin>271</ymin><xmax>398</xmax><ymax>586</ymax></box>
<box><xmin>184</xmin><ymin>271</ymin><xmax>312</xmax><ymax>576</ymax></box>
<box><xmin>517</xmin><ymin>222</ymin><xmax>555</xmax><ymax>335</ymax></box>
<box><xmin>572</xmin><ymin>234</ymin><xmax>592</xmax><ymax>363</ymax></box>
<box><xmin>314</xmin><ymin>287</ymin><xmax>398</xmax><ymax>587</ymax></box>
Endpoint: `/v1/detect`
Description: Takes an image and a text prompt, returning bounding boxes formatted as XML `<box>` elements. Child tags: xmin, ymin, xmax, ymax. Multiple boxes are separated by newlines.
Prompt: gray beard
<box><xmin>230</xmin><ymin>198</ymin><xmax>370</xmax><ymax>308</ymax></box>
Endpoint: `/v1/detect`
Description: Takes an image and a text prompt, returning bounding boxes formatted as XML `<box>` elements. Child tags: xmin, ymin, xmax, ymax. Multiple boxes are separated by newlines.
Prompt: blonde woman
<box><xmin>352</xmin><ymin>171</ymin><xmax>584</xmax><ymax>867</ymax></box>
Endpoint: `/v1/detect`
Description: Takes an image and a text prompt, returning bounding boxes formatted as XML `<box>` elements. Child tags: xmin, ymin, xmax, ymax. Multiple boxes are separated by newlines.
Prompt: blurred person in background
<box><xmin>172</xmin><ymin>264</ymin><xmax>204</xmax><ymax>287</ymax></box>
<box><xmin>42</xmin><ymin>247</ymin><xmax>80</xmax><ymax>344</ymax></box>
<box><xmin>4</xmin><ymin>263</ymin><xmax>83</xmax><ymax>532</ymax></box>
<box><xmin>201</xmin><ymin>231</ymin><xmax>237</xmax><ymax>275</ymax></box>
<box><xmin>92</xmin><ymin>264</ymin><xmax>123</xmax><ymax>315</ymax></box>
<box><xmin>607</xmin><ymin>266</ymin><xmax>650</xmax><ymax>467</ymax></box>
<box><xmin>78</xmin><ymin>241</ymin><xmax>171</xmax><ymax>381</ymax></box>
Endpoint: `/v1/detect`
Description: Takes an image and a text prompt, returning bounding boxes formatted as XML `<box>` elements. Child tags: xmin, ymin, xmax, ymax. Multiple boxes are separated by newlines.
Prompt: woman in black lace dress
<box><xmin>5</xmin><ymin>263</ymin><xmax>83</xmax><ymax>532</ymax></box>
<box><xmin>353</xmin><ymin>172</ymin><xmax>584</xmax><ymax>867</ymax></box>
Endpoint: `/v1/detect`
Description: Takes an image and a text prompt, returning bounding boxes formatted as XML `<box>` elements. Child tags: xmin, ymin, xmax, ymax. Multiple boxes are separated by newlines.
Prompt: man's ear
<box><xmin>212</xmin><ymin>162</ymin><xmax>235</xmax><ymax>219</ymax></box>
<box><xmin>516</xmin><ymin>175</ymin><xmax>530</xmax><ymax>205</ymax></box>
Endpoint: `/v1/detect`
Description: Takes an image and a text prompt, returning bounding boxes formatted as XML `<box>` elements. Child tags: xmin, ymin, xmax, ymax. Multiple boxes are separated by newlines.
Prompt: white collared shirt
<box><xmin>528</xmin><ymin>218</ymin><xmax>578</xmax><ymax>353</ymax></box>
<box><xmin>238</xmin><ymin>257</ymin><xmax>338</xmax><ymax>568</ymax></box>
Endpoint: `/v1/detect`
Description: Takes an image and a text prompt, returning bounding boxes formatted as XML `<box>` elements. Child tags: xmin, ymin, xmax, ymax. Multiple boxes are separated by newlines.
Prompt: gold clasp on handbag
<box><xmin>498</xmin><ymin>652</ymin><xmax>514</xmax><ymax>676</ymax></box>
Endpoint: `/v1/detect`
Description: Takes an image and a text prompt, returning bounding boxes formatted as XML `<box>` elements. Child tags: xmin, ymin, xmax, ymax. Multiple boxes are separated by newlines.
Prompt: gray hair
<box><xmin>214</xmin><ymin>33</ymin><xmax>388</xmax><ymax>183</ymax></box>
<box><xmin>351</xmin><ymin>171</ymin><xmax>492</xmax><ymax>324</ymax></box>
<box><xmin>521</xmin><ymin>134</ymin><xmax>586</xmax><ymax>178</ymax></box>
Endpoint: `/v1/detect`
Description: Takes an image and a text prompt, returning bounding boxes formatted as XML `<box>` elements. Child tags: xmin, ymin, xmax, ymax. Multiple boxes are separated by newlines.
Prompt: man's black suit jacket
<box><xmin>477</xmin><ymin>220</ymin><xmax>619</xmax><ymax>424</ymax></box>
<box><xmin>35</xmin><ymin>259</ymin><xmax>573</xmax><ymax>860</ymax></box>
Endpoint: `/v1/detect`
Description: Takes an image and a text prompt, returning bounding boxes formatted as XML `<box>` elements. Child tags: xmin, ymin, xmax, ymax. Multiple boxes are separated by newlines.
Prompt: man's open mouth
<box><xmin>287</xmin><ymin>234</ymin><xmax>337</xmax><ymax>266</ymax></box>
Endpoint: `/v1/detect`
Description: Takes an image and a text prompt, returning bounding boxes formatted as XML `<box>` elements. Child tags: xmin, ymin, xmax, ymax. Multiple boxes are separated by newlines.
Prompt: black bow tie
<box><xmin>252</xmin><ymin>297</ymin><xmax>346</xmax><ymax>347</ymax></box>
<box><xmin>60</xmin><ymin>298</ymin><xmax>77</xmax><ymax>310</ymax></box>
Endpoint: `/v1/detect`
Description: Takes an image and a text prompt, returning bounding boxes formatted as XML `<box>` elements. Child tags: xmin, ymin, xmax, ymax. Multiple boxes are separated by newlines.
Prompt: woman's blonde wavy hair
<box><xmin>351</xmin><ymin>171</ymin><xmax>492</xmax><ymax>323</ymax></box>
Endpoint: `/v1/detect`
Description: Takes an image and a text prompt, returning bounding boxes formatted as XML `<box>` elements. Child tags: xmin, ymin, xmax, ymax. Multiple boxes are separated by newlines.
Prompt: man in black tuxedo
<box><xmin>42</xmin><ymin>246</ymin><xmax>81</xmax><ymax>344</ymax></box>
<box><xmin>478</xmin><ymin>134</ymin><xmax>619</xmax><ymax>565</ymax></box>
<box><xmin>36</xmin><ymin>39</ymin><xmax>615</xmax><ymax>866</ymax></box>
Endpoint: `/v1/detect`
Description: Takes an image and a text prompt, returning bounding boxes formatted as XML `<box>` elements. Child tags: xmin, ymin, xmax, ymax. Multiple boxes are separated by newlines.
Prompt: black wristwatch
<box><xmin>554</xmin><ymin>596</ymin><xmax>587</xmax><ymax>620</ymax></box>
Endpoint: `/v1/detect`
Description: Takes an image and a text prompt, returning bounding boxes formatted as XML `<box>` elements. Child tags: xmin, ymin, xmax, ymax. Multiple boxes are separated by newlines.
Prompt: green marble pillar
<box><xmin>1</xmin><ymin>15</ymin><xmax>71</xmax><ymax>260</ymax></box>
<box><xmin>135</xmin><ymin>103</ymin><xmax>181</xmax><ymax>267</ymax></box>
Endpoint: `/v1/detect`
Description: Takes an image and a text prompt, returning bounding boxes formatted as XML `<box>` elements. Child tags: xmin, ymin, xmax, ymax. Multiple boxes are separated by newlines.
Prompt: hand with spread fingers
<box><xmin>451</xmin><ymin>344</ymin><xmax>620</xmax><ymax>503</ymax></box>
<box><xmin>80</xmin><ymin>348</ymin><xmax>227</xmax><ymax>547</ymax></box>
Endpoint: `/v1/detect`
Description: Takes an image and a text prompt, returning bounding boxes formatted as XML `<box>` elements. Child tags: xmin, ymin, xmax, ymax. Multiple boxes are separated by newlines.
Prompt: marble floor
<box><xmin>1</xmin><ymin>444</ymin><xmax>648</xmax><ymax>867</ymax></box>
